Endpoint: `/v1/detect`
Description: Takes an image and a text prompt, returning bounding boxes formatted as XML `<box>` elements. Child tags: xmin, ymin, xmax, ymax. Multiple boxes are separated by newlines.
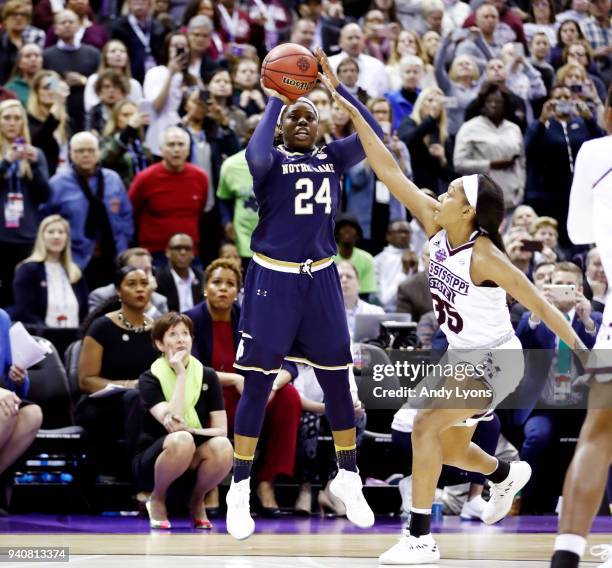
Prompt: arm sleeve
<box><xmin>244</xmin><ymin>97</ymin><xmax>283</xmax><ymax>179</ymax></box>
<box><xmin>328</xmin><ymin>84</ymin><xmax>385</xmax><ymax>171</ymax></box>
<box><xmin>567</xmin><ymin>143</ymin><xmax>596</xmax><ymax>245</ymax></box>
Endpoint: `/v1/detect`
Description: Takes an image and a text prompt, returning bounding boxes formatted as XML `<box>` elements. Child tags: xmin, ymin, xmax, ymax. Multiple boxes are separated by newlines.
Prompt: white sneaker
<box><xmin>225</xmin><ymin>479</ymin><xmax>255</xmax><ymax>540</ymax></box>
<box><xmin>379</xmin><ymin>530</ymin><xmax>440</xmax><ymax>565</ymax></box>
<box><xmin>591</xmin><ymin>543</ymin><xmax>612</xmax><ymax>567</ymax></box>
<box><xmin>460</xmin><ymin>495</ymin><xmax>486</xmax><ymax>521</ymax></box>
<box><xmin>329</xmin><ymin>469</ymin><xmax>375</xmax><ymax>528</ymax></box>
<box><xmin>398</xmin><ymin>476</ymin><xmax>413</xmax><ymax>514</ymax></box>
<box><xmin>482</xmin><ymin>461</ymin><xmax>531</xmax><ymax>525</ymax></box>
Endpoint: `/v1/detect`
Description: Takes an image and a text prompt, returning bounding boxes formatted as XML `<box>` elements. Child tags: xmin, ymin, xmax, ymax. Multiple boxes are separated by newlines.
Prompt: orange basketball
<box><xmin>261</xmin><ymin>43</ymin><xmax>318</xmax><ymax>102</ymax></box>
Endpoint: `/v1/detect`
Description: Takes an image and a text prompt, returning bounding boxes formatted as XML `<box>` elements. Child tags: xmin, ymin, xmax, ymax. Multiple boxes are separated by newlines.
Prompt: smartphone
<box><xmin>14</xmin><ymin>136</ymin><xmax>24</xmax><ymax>154</ymax></box>
<box><xmin>520</xmin><ymin>239</ymin><xmax>544</xmax><ymax>252</ymax></box>
<box><xmin>512</xmin><ymin>42</ymin><xmax>525</xmax><ymax>58</ymax></box>
<box><xmin>544</xmin><ymin>284</ymin><xmax>576</xmax><ymax>303</ymax></box>
<box><xmin>569</xmin><ymin>83</ymin><xmax>583</xmax><ymax>95</ymax></box>
<box><xmin>175</xmin><ymin>45</ymin><xmax>186</xmax><ymax>56</ymax></box>
<box><xmin>198</xmin><ymin>88</ymin><xmax>209</xmax><ymax>103</ymax></box>
<box><xmin>138</xmin><ymin>100</ymin><xmax>153</xmax><ymax>114</ymax></box>
<box><xmin>554</xmin><ymin>100</ymin><xmax>575</xmax><ymax>115</ymax></box>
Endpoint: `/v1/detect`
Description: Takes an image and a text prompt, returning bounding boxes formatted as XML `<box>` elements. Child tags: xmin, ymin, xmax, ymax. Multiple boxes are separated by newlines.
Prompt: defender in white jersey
<box><xmin>550</xmin><ymin>91</ymin><xmax>612</xmax><ymax>568</ymax></box>
<box><xmin>322</xmin><ymin>75</ymin><xmax>591</xmax><ymax>566</ymax></box>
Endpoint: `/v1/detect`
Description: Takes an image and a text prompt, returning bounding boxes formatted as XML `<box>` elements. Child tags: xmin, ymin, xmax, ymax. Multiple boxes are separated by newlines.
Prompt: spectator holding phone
<box><xmin>84</xmin><ymin>40</ymin><xmax>144</xmax><ymax>113</ymax></box>
<box><xmin>0</xmin><ymin>99</ymin><xmax>50</xmax><ymax>308</ymax></box>
<box><xmin>454</xmin><ymin>82</ymin><xmax>526</xmax><ymax>213</ymax></box>
<box><xmin>397</xmin><ymin>87</ymin><xmax>452</xmax><ymax>193</ymax></box>
<box><xmin>528</xmin><ymin>216</ymin><xmax>565</xmax><ymax>263</ymax></box>
<box><xmin>99</xmin><ymin>99</ymin><xmax>152</xmax><ymax>189</ymax></box>
<box><xmin>434</xmin><ymin>35</ymin><xmax>481</xmax><ymax>136</ymax></box>
<box><xmin>555</xmin><ymin>63</ymin><xmax>604</xmax><ymax>121</ymax></box>
<box><xmin>144</xmin><ymin>31</ymin><xmax>199</xmax><ymax>158</ymax></box>
<box><xmin>27</xmin><ymin>70</ymin><xmax>70</xmax><ymax>176</ymax></box>
<box><xmin>525</xmin><ymin>84</ymin><xmax>603</xmax><ymax>246</ymax></box>
<box><xmin>563</xmin><ymin>40</ymin><xmax>608</xmax><ymax>102</ymax></box>
<box><xmin>515</xmin><ymin>261</ymin><xmax>600</xmax><ymax>512</ymax></box>
<box><xmin>504</xmin><ymin>227</ymin><xmax>535</xmax><ymax>278</ymax></box>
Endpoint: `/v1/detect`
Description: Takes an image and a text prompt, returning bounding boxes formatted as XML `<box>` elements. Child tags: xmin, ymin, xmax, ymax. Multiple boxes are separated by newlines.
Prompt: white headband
<box><xmin>277</xmin><ymin>97</ymin><xmax>319</xmax><ymax>126</ymax></box>
<box><xmin>462</xmin><ymin>175</ymin><xmax>479</xmax><ymax>208</ymax></box>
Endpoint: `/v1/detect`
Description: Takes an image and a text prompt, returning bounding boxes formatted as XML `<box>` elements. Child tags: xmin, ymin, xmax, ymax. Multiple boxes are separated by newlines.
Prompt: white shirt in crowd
<box><xmin>170</xmin><ymin>267</ymin><xmax>196</xmax><ymax>313</ymax></box>
<box><xmin>143</xmin><ymin>66</ymin><xmax>189</xmax><ymax>155</ymax></box>
<box><xmin>345</xmin><ymin>298</ymin><xmax>385</xmax><ymax>341</ymax></box>
<box><xmin>44</xmin><ymin>262</ymin><xmax>79</xmax><ymax>328</ymax></box>
<box><xmin>374</xmin><ymin>245</ymin><xmax>414</xmax><ymax>312</ymax></box>
<box><xmin>84</xmin><ymin>74</ymin><xmax>144</xmax><ymax>112</ymax></box>
<box><xmin>328</xmin><ymin>51</ymin><xmax>389</xmax><ymax>99</ymax></box>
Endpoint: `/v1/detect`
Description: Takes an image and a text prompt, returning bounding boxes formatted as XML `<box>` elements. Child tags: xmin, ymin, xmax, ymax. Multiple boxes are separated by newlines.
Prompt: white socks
<box><xmin>554</xmin><ymin>534</ymin><xmax>586</xmax><ymax>558</ymax></box>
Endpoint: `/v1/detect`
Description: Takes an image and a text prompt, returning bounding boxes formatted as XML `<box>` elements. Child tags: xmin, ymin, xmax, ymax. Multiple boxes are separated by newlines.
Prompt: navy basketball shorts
<box><xmin>234</xmin><ymin>260</ymin><xmax>353</xmax><ymax>374</ymax></box>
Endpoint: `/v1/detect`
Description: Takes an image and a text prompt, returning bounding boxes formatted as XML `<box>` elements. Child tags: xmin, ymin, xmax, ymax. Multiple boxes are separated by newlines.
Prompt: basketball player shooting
<box><xmin>549</xmin><ymin>89</ymin><xmax>612</xmax><ymax>568</ymax></box>
<box><xmin>224</xmin><ymin>48</ymin><xmax>384</xmax><ymax>541</ymax></box>
<box><xmin>320</xmin><ymin>75</ymin><xmax>591</xmax><ymax>565</ymax></box>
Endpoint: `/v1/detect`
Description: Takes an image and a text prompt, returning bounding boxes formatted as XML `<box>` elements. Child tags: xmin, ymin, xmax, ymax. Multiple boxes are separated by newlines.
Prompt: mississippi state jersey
<box><xmin>428</xmin><ymin>229</ymin><xmax>514</xmax><ymax>349</ymax></box>
<box><xmin>249</xmin><ymin>144</ymin><xmax>349</xmax><ymax>262</ymax></box>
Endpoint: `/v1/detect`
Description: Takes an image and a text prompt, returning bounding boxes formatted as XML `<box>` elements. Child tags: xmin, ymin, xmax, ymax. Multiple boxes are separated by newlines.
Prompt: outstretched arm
<box><xmin>321</xmin><ymin>75</ymin><xmax>440</xmax><ymax>236</ymax></box>
<box><xmin>473</xmin><ymin>239</ymin><xmax>588</xmax><ymax>356</ymax></box>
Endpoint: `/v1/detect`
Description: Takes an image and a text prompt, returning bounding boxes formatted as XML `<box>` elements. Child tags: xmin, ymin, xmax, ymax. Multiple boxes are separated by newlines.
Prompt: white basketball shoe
<box><xmin>482</xmin><ymin>461</ymin><xmax>532</xmax><ymax>525</ymax></box>
<box><xmin>329</xmin><ymin>469</ymin><xmax>375</xmax><ymax>528</ymax></box>
<box><xmin>225</xmin><ymin>478</ymin><xmax>255</xmax><ymax>540</ymax></box>
<box><xmin>379</xmin><ymin>530</ymin><xmax>440</xmax><ymax>565</ymax></box>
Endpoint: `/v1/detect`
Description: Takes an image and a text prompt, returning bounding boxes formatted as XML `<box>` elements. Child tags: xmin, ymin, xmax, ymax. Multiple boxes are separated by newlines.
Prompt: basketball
<box><xmin>261</xmin><ymin>43</ymin><xmax>318</xmax><ymax>102</ymax></box>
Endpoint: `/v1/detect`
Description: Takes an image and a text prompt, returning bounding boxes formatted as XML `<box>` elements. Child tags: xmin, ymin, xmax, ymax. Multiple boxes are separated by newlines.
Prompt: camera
<box><xmin>520</xmin><ymin>239</ymin><xmax>544</xmax><ymax>252</ymax></box>
<box><xmin>554</xmin><ymin>100</ymin><xmax>575</xmax><ymax>115</ymax></box>
<box><xmin>543</xmin><ymin>284</ymin><xmax>576</xmax><ymax>303</ymax></box>
<box><xmin>569</xmin><ymin>83</ymin><xmax>583</xmax><ymax>95</ymax></box>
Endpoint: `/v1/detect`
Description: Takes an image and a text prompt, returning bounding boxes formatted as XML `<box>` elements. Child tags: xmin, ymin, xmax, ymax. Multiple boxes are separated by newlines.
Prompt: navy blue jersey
<box><xmin>245</xmin><ymin>86</ymin><xmax>383</xmax><ymax>263</ymax></box>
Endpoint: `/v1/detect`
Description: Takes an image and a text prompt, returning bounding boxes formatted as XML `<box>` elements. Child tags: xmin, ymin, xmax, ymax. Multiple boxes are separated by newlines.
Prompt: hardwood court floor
<box><xmin>1</xmin><ymin>533</ymin><xmax>609</xmax><ymax>567</ymax></box>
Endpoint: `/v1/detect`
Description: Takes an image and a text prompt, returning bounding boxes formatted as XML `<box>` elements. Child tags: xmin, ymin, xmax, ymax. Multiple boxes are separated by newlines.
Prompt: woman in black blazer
<box><xmin>13</xmin><ymin>215</ymin><xmax>88</xmax><ymax>327</ymax></box>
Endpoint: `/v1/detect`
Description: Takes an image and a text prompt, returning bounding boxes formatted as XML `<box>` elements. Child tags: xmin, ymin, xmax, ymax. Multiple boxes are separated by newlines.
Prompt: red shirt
<box><xmin>210</xmin><ymin>320</ymin><xmax>236</xmax><ymax>373</ymax></box>
<box><xmin>128</xmin><ymin>162</ymin><xmax>208</xmax><ymax>254</ymax></box>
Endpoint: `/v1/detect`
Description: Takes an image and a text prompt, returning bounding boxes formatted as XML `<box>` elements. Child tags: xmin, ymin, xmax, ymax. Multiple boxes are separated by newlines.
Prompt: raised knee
<box><xmin>209</xmin><ymin>436</ymin><xmax>234</xmax><ymax>464</ymax></box>
<box><xmin>21</xmin><ymin>405</ymin><xmax>43</xmax><ymax>432</ymax></box>
<box><xmin>166</xmin><ymin>431</ymin><xmax>196</xmax><ymax>455</ymax></box>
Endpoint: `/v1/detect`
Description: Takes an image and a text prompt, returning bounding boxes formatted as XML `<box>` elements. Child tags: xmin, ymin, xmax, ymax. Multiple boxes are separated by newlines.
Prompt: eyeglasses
<box><xmin>8</xmin><ymin>12</ymin><xmax>29</xmax><ymax>18</ymax></box>
<box><xmin>169</xmin><ymin>245</ymin><xmax>193</xmax><ymax>251</ymax></box>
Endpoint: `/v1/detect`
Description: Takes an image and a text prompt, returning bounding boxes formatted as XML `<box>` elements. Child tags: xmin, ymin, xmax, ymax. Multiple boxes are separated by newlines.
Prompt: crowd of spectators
<box><xmin>0</xmin><ymin>0</ymin><xmax>610</xmax><ymax>519</ymax></box>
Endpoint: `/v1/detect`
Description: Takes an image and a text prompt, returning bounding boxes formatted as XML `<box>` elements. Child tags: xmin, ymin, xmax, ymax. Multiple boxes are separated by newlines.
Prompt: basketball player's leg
<box><xmin>551</xmin><ymin>381</ymin><xmax>612</xmax><ymax>568</ymax></box>
<box><xmin>227</xmin><ymin>266</ymin><xmax>301</xmax><ymax>539</ymax></box>
<box><xmin>294</xmin><ymin>266</ymin><xmax>373</xmax><ymax>527</ymax></box>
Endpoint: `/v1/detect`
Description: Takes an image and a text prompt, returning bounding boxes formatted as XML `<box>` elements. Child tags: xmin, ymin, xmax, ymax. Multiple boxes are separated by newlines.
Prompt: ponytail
<box><xmin>474</xmin><ymin>174</ymin><xmax>506</xmax><ymax>254</ymax></box>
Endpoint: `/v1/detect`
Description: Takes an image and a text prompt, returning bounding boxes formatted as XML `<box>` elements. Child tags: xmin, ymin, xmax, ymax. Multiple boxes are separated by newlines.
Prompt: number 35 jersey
<box><xmin>249</xmin><ymin>144</ymin><xmax>346</xmax><ymax>263</ymax></box>
<box><xmin>428</xmin><ymin>229</ymin><xmax>514</xmax><ymax>349</ymax></box>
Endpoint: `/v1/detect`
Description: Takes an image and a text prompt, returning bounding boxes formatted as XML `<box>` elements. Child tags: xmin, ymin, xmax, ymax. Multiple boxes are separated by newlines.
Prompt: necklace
<box><xmin>117</xmin><ymin>311</ymin><xmax>151</xmax><ymax>333</ymax></box>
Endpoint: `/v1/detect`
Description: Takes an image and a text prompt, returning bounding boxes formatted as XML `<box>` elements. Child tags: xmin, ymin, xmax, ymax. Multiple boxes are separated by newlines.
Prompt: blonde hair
<box><xmin>0</xmin><ymin>99</ymin><xmax>32</xmax><ymax>179</ymax></box>
<box><xmin>529</xmin><ymin>216</ymin><xmax>559</xmax><ymax>235</ymax></box>
<box><xmin>556</xmin><ymin>62</ymin><xmax>587</xmax><ymax>85</ymax></box>
<box><xmin>103</xmin><ymin>98</ymin><xmax>138</xmax><ymax>137</ymax></box>
<box><xmin>389</xmin><ymin>30</ymin><xmax>424</xmax><ymax>66</ymax></box>
<box><xmin>449</xmin><ymin>54</ymin><xmax>480</xmax><ymax>83</ymax></box>
<box><xmin>22</xmin><ymin>215</ymin><xmax>82</xmax><ymax>283</ymax></box>
<box><xmin>27</xmin><ymin>70</ymin><xmax>68</xmax><ymax>145</ymax></box>
<box><xmin>409</xmin><ymin>87</ymin><xmax>448</xmax><ymax>145</ymax></box>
